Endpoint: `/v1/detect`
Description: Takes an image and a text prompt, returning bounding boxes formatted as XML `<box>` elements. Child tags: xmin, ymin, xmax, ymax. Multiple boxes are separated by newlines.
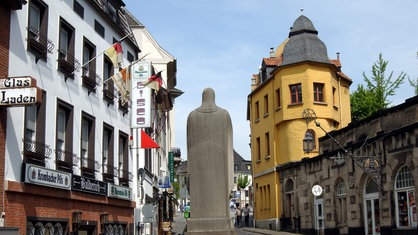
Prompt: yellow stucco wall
<box><xmin>249</xmin><ymin>61</ymin><xmax>351</xmax><ymax>223</ymax></box>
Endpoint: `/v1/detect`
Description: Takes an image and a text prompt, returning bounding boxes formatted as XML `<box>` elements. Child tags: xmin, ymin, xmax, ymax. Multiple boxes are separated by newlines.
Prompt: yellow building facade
<box><xmin>248</xmin><ymin>15</ymin><xmax>352</xmax><ymax>230</ymax></box>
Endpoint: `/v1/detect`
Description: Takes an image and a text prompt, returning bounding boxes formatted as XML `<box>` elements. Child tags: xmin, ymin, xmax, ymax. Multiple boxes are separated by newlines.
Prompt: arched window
<box><xmin>394</xmin><ymin>166</ymin><xmax>417</xmax><ymax>228</ymax></box>
<box><xmin>336</xmin><ymin>178</ymin><xmax>347</xmax><ymax>224</ymax></box>
<box><xmin>285</xmin><ymin>179</ymin><xmax>294</xmax><ymax>193</ymax></box>
<box><xmin>44</xmin><ymin>223</ymin><xmax>53</xmax><ymax>235</ymax></box>
<box><xmin>336</xmin><ymin>178</ymin><xmax>347</xmax><ymax>196</ymax></box>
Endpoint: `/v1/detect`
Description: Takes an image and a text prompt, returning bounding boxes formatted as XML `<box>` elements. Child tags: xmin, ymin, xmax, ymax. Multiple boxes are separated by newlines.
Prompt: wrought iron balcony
<box><xmin>22</xmin><ymin>139</ymin><xmax>52</xmax><ymax>166</ymax></box>
<box><xmin>26</xmin><ymin>26</ymin><xmax>54</xmax><ymax>63</ymax></box>
<box><xmin>118</xmin><ymin>169</ymin><xmax>133</xmax><ymax>186</ymax></box>
<box><xmin>170</xmin><ymin>147</ymin><xmax>181</xmax><ymax>157</ymax></box>
<box><xmin>118</xmin><ymin>96</ymin><xmax>129</xmax><ymax>115</ymax></box>
<box><xmin>57</xmin><ymin>49</ymin><xmax>81</xmax><ymax>80</ymax></box>
<box><xmin>81</xmin><ymin>157</ymin><xmax>101</xmax><ymax>179</ymax></box>
<box><xmin>82</xmin><ymin>67</ymin><xmax>101</xmax><ymax>94</ymax></box>
<box><xmin>55</xmin><ymin>149</ymin><xmax>79</xmax><ymax>173</ymax></box>
<box><xmin>102</xmin><ymin>164</ymin><xmax>117</xmax><ymax>183</ymax></box>
<box><xmin>103</xmin><ymin>79</ymin><xmax>115</xmax><ymax>103</ymax></box>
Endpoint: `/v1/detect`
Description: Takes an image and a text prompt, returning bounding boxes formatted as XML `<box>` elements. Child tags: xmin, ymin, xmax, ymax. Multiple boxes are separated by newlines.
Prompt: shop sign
<box><xmin>25</xmin><ymin>164</ymin><xmax>71</xmax><ymax>190</ymax></box>
<box><xmin>131</xmin><ymin>61</ymin><xmax>152</xmax><ymax>128</ymax></box>
<box><xmin>158</xmin><ymin>176</ymin><xmax>171</xmax><ymax>189</ymax></box>
<box><xmin>0</xmin><ymin>87</ymin><xmax>42</xmax><ymax>106</ymax></box>
<box><xmin>108</xmin><ymin>183</ymin><xmax>132</xmax><ymax>200</ymax></box>
<box><xmin>72</xmin><ymin>175</ymin><xmax>107</xmax><ymax>195</ymax></box>
<box><xmin>0</xmin><ymin>76</ymin><xmax>36</xmax><ymax>88</ymax></box>
<box><xmin>168</xmin><ymin>151</ymin><xmax>174</xmax><ymax>182</ymax></box>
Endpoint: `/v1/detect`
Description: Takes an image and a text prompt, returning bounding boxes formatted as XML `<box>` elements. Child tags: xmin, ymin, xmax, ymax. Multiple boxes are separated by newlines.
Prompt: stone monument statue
<box><xmin>186</xmin><ymin>88</ymin><xmax>235</xmax><ymax>234</ymax></box>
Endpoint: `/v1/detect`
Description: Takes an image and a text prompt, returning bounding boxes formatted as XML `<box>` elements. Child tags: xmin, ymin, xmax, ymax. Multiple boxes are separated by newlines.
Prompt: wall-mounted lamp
<box><xmin>303</xmin><ymin>131</ymin><xmax>315</xmax><ymax>153</ymax></box>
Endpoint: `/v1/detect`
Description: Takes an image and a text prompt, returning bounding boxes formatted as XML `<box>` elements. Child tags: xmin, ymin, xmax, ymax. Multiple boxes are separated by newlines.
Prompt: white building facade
<box><xmin>2</xmin><ymin>0</ymin><xmax>140</xmax><ymax>234</ymax></box>
<box><xmin>126</xmin><ymin>10</ymin><xmax>182</xmax><ymax>235</ymax></box>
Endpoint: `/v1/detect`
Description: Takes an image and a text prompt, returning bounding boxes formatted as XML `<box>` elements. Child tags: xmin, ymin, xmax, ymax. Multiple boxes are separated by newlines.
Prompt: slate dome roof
<box><xmin>281</xmin><ymin>15</ymin><xmax>330</xmax><ymax>65</ymax></box>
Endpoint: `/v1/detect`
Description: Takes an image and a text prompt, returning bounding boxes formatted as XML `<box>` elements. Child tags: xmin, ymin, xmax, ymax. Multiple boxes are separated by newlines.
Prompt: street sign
<box><xmin>0</xmin><ymin>87</ymin><xmax>42</xmax><ymax>106</ymax></box>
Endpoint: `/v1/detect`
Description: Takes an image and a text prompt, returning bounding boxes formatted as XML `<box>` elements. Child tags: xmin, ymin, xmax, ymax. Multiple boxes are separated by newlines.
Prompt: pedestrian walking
<box><xmin>242</xmin><ymin>203</ymin><xmax>251</xmax><ymax>227</ymax></box>
<box><xmin>235</xmin><ymin>204</ymin><xmax>242</xmax><ymax>228</ymax></box>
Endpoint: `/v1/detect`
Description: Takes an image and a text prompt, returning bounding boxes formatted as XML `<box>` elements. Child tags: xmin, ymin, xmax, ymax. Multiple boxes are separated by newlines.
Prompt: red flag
<box><xmin>140</xmin><ymin>130</ymin><xmax>159</xmax><ymax>148</ymax></box>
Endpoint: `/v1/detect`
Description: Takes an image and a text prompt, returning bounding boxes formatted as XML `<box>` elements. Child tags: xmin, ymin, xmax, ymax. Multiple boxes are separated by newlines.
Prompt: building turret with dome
<box><xmin>247</xmin><ymin>15</ymin><xmax>352</xmax><ymax>231</ymax></box>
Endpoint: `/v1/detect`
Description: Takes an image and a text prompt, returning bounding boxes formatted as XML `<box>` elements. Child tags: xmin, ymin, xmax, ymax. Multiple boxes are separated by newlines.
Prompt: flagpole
<box><xmin>96</xmin><ymin>52</ymin><xmax>150</xmax><ymax>92</ymax></box>
<box><xmin>69</xmin><ymin>32</ymin><xmax>133</xmax><ymax>75</ymax></box>
<box><xmin>117</xmin><ymin>32</ymin><xmax>133</xmax><ymax>43</ymax></box>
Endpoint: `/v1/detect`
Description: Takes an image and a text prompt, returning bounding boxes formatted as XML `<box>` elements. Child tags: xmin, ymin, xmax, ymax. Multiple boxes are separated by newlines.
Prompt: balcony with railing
<box><xmin>102</xmin><ymin>163</ymin><xmax>117</xmax><ymax>183</ymax></box>
<box><xmin>81</xmin><ymin>157</ymin><xmax>101</xmax><ymax>179</ymax></box>
<box><xmin>82</xmin><ymin>67</ymin><xmax>101</xmax><ymax>94</ymax></box>
<box><xmin>118</xmin><ymin>96</ymin><xmax>129</xmax><ymax>115</ymax></box>
<box><xmin>26</xmin><ymin>26</ymin><xmax>54</xmax><ymax>63</ymax></box>
<box><xmin>57</xmin><ymin>49</ymin><xmax>81</xmax><ymax>80</ymax></box>
<box><xmin>22</xmin><ymin>139</ymin><xmax>53</xmax><ymax>166</ymax></box>
<box><xmin>55</xmin><ymin>150</ymin><xmax>79</xmax><ymax>173</ymax></box>
<box><xmin>103</xmin><ymin>79</ymin><xmax>116</xmax><ymax>104</ymax></box>
<box><xmin>118</xmin><ymin>168</ymin><xmax>133</xmax><ymax>187</ymax></box>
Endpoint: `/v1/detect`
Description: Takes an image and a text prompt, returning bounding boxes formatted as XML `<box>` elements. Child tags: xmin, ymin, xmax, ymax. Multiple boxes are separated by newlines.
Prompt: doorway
<box><xmin>314</xmin><ymin>196</ymin><xmax>324</xmax><ymax>235</ymax></box>
<box><xmin>364</xmin><ymin>178</ymin><xmax>380</xmax><ymax>235</ymax></box>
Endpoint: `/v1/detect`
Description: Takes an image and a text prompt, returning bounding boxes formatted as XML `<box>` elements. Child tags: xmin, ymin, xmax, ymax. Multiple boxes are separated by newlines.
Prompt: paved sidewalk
<box><xmin>171</xmin><ymin>210</ymin><xmax>300</xmax><ymax>235</ymax></box>
<box><xmin>242</xmin><ymin>227</ymin><xmax>301</xmax><ymax>235</ymax></box>
<box><xmin>171</xmin><ymin>211</ymin><xmax>187</xmax><ymax>235</ymax></box>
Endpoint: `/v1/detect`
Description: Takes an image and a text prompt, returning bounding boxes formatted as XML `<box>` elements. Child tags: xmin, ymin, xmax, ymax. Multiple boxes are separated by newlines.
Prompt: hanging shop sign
<box><xmin>0</xmin><ymin>76</ymin><xmax>42</xmax><ymax>106</ymax></box>
<box><xmin>0</xmin><ymin>87</ymin><xmax>42</xmax><ymax>106</ymax></box>
<box><xmin>158</xmin><ymin>176</ymin><xmax>171</xmax><ymax>189</ymax></box>
<box><xmin>72</xmin><ymin>175</ymin><xmax>107</xmax><ymax>196</ymax></box>
<box><xmin>168</xmin><ymin>151</ymin><xmax>174</xmax><ymax>183</ymax></box>
<box><xmin>108</xmin><ymin>183</ymin><xmax>132</xmax><ymax>200</ymax></box>
<box><xmin>24</xmin><ymin>164</ymin><xmax>71</xmax><ymax>190</ymax></box>
<box><xmin>0</xmin><ymin>76</ymin><xmax>36</xmax><ymax>88</ymax></box>
<box><xmin>131</xmin><ymin>61</ymin><xmax>152</xmax><ymax>128</ymax></box>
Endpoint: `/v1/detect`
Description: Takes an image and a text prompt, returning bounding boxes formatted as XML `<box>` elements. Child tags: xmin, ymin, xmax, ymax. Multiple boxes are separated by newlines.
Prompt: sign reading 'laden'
<box><xmin>0</xmin><ymin>87</ymin><xmax>42</xmax><ymax>106</ymax></box>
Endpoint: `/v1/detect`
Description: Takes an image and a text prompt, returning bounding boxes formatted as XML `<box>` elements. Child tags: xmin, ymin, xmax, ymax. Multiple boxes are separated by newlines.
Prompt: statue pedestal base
<box><xmin>186</xmin><ymin>218</ymin><xmax>235</xmax><ymax>235</ymax></box>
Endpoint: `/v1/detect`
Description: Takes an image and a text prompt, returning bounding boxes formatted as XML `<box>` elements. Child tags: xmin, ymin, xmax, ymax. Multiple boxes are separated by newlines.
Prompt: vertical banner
<box><xmin>169</xmin><ymin>151</ymin><xmax>174</xmax><ymax>183</ymax></box>
<box><xmin>131</xmin><ymin>61</ymin><xmax>152</xmax><ymax>128</ymax></box>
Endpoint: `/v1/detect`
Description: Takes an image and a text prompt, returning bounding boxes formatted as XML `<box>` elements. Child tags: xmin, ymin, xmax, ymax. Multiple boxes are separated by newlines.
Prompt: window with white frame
<box><xmin>56</xmin><ymin>108</ymin><xmax>66</xmax><ymax>153</ymax></box>
<box><xmin>25</xmin><ymin>105</ymin><xmax>37</xmax><ymax>142</ymax></box>
<box><xmin>81</xmin><ymin>119</ymin><xmax>89</xmax><ymax>163</ymax></box>
<box><xmin>395</xmin><ymin>166</ymin><xmax>417</xmax><ymax>228</ymax></box>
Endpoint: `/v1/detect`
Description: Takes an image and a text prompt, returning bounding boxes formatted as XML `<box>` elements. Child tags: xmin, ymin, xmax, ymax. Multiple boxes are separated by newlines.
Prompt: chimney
<box><xmin>269</xmin><ymin>47</ymin><xmax>275</xmax><ymax>57</ymax></box>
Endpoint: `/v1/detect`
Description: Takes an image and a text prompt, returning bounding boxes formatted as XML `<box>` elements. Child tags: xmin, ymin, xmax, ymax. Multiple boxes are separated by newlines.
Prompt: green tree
<box><xmin>237</xmin><ymin>174</ymin><xmax>250</xmax><ymax>206</ymax></box>
<box><xmin>350</xmin><ymin>84</ymin><xmax>376</xmax><ymax>121</ymax></box>
<box><xmin>172</xmin><ymin>180</ymin><xmax>180</xmax><ymax>200</ymax></box>
<box><xmin>408</xmin><ymin>52</ymin><xmax>418</xmax><ymax>95</ymax></box>
<box><xmin>351</xmin><ymin>53</ymin><xmax>406</xmax><ymax>121</ymax></box>
<box><xmin>408</xmin><ymin>77</ymin><xmax>418</xmax><ymax>95</ymax></box>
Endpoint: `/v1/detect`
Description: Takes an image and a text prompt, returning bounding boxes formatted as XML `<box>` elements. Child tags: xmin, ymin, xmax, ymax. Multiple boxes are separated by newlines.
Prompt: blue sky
<box><xmin>124</xmin><ymin>0</ymin><xmax>418</xmax><ymax>160</ymax></box>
